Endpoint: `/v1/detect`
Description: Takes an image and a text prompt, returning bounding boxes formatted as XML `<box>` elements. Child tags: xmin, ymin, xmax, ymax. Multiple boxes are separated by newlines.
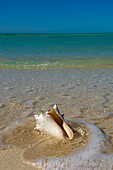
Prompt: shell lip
<box><xmin>47</xmin><ymin>105</ymin><xmax>74</xmax><ymax>140</ymax></box>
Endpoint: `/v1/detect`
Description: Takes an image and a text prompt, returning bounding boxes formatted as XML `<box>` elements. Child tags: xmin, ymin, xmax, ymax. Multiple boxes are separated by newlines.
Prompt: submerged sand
<box><xmin>0</xmin><ymin>68</ymin><xmax>113</xmax><ymax>169</ymax></box>
<box><xmin>0</xmin><ymin>149</ymin><xmax>37</xmax><ymax>170</ymax></box>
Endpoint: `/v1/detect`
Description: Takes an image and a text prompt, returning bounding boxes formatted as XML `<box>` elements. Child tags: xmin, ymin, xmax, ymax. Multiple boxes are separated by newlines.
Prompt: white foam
<box><xmin>0</xmin><ymin>117</ymin><xmax>35</xmax><ymax>150</ymax></box>
<box><xmin>24</xmin><ymin>119</ymin><xmax>113</xmax><ymax>170</ymax></box>
<box><xmin>34</xmin><ymin>115</ymin><xmax>39</xmax><ymax>120</ymax></box>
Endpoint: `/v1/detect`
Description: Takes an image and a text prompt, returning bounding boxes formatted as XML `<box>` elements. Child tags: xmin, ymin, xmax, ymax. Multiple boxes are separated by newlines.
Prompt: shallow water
<box><xmin>23</xmin><ymin>119</ymin><xmax>113</xmax><ymax>170</ymax></box>
<box><xmin>0</xmin><ymin>68</ymin><xmax>113</xmax><ymax>169</ymax></box>
<box><xmin>0</xmin><ymin>33</ymin><xmax>113</xmax><ymax>68</ymax></box>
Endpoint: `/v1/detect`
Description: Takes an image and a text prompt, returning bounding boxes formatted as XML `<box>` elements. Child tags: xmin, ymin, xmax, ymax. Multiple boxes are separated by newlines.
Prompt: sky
<box><xmin>0</xmin><ymin>0</ymin><xmax>113</xmax><ymax>33</ymax></box>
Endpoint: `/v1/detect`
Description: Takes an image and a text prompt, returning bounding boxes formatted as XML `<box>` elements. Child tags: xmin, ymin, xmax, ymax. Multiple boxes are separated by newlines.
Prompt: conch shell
<box><xmin>34</xmin><ymin>105</ymin><xmax>74</xmax><ymax>140</ymax></box>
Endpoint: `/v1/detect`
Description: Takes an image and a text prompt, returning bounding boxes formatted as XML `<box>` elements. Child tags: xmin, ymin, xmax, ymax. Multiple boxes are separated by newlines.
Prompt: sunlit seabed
<box><xmin>0</xmin><ymin>33</ymin><xmax>113</xmax><ymax>69</ymax></box>
<box><xmin>0</xmin><ymin>68</ymin><xmax>113</xmax><ymax>169</ymax></box>
<box><xmin>0</xmin><ymin>33</ymin><xmax>113</xmax><ymax>169</ymax></box>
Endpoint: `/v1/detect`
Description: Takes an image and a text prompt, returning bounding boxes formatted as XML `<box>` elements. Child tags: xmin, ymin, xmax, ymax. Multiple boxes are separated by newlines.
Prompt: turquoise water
<box><xmin>0</xmin><ymin>33</ymin><xmax>113</xmax><ymax>68</ymax></box>
<box><xmin>0</xmin><ymin>34</ymin><xmax>113</xmax><ymax>169</ymax></box>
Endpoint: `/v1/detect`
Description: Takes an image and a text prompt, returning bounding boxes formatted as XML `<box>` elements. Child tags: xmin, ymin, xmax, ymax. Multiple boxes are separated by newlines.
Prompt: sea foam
<box><xmin>23</xmin><ymin>119</ymin><xmax>113</xmax><ymax>170</ymax></box>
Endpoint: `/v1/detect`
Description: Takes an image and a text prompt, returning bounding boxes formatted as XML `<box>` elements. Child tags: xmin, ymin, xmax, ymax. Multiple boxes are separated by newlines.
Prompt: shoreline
<box><xmin>0</xmin><ymin>68</ymin><xmax>113</xmax><ymax>169</ymax></box>
<box><xmin>1</xmin><ymin>60</ymin><xmax>113</xmax><ymax>70</ymax></box>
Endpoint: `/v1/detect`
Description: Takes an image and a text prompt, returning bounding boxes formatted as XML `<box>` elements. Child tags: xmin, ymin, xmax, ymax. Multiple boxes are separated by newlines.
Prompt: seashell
<box><xmin>34</xmin><ymin>112</ymin><xmax>66</xmax><ymax>139</ymax></box>
<box><xmin>34</xmin><ymin>105</ymin><xmax>74</xmax><ymax>140</ymax></box>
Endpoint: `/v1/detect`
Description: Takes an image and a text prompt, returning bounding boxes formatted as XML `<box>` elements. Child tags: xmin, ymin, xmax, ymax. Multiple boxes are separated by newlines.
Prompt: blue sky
<box><xmin>0</xmin><ymin>0</ymin><xmax>113</xmax><ymax>33</ymax></box>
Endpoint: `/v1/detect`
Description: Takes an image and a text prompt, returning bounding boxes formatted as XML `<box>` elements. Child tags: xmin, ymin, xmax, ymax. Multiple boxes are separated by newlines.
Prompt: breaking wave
<box><xmin>1</xmin><ymin>59</ymin><xmax>113</xmax><ymax>69</ymax></box>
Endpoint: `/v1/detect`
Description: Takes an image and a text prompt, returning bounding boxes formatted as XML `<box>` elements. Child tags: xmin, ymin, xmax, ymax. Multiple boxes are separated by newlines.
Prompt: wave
<box><xmin>1</xmin><ymin>59</ymin><xmax>113</xmax><ymax>69</ymax></box>
<box><xmin>0</xmin><ymin>117</ymin><xmax>113</xmax><ymax>169</ymax></box>
<box><xmin>23</xmin><ymin>119</ymin><xmax>113</xmax><ymax>170</ymax></box>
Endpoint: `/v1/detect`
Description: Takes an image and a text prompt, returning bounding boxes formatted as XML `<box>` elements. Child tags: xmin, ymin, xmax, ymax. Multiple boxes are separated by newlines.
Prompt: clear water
<box><xmin>0</xmin><ymin>34</ymin><xmax>113</xmax><ymax>169</ymax></box>
<box><xmin>0</xmin><ymin>33</ymin><xmax>113</xmax><ymax>68</ymax></box>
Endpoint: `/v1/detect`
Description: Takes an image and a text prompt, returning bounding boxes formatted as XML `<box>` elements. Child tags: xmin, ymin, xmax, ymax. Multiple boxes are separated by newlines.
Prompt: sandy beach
<box><xmin>0</xmin><ymin>68</ymin><xmax>113</xmax><ymax>169</ymax></box>
<box><xmin>0</xmin><ymin>149</ymin><xmax>37</xmax><ymax>170</ymax></box>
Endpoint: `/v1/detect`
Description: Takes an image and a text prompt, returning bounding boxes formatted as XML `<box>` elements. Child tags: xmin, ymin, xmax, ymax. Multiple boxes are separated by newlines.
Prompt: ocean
<box><xmin>0</xmin><ymin>33</ymin><xmax>113</xmax><ymax>169</ymax></box>
<box><xmin>0</xmin><ymin>33</ymin><xmax>113</xmax><ymax>68</ymax></box>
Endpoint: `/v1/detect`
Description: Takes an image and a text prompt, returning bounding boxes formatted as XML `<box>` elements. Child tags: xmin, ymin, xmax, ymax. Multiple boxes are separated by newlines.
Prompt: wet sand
<box><xmin>0</xmin><ymin>149</ymin><xmax>37</xmax><ymax>170</ymax></box>
<box><xmin>0</xmin><ymin>68</ymin><xmax>113</xmax><ymax>169</ymax></box>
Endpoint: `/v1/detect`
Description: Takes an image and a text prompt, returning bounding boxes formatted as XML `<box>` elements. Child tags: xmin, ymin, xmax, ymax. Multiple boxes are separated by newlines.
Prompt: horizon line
<box><xmin>0</xmin><ymin>32</ymin><xmax>113</xmax><ymax>35</ymax></box>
